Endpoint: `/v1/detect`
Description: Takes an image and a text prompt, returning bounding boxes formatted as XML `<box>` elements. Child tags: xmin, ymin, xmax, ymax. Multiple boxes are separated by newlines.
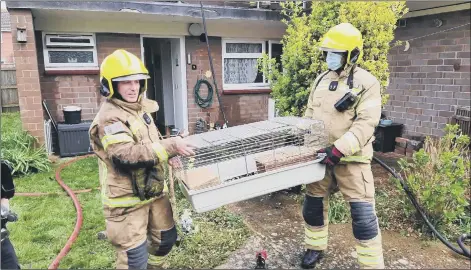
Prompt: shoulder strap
<box><xmin>312</xmin><ymin>70</ymin><xmax>330</xmax><ymax>92</ymax></box>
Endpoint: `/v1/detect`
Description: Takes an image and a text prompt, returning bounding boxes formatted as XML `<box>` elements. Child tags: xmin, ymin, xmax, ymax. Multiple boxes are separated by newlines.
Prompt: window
<box><xmin>269</xmin><ymin>40</ymin><xmax>283</xmax><ymax>74</ymax></box>
<box><xmin>222</xmin><ymin>39</ymin><xmax>282</xmax><ymax>90</ymax></box>
<box><xmin>42</xmin><ymin>32</ymin><xmax>98</xmax><ymax>71</ymax></box>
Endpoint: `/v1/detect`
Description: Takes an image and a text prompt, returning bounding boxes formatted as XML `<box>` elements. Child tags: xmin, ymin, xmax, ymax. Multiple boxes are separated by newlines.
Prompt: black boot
<box><xmin>301</xmin><ymin>249</ymin><xmax>324</xmax><ymax>269</ymax></box>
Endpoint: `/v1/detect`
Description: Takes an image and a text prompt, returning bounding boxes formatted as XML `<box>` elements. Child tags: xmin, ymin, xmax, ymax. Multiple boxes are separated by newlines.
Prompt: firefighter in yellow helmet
<box><xmin>89</xmin><ymin>49</ymin><xmax>195</xmax><ymax>269</ymax></box>
<box><xmin>301</xmin><ymin>23</ymin><xmax>384</xmax><ymax>269</ymax></box>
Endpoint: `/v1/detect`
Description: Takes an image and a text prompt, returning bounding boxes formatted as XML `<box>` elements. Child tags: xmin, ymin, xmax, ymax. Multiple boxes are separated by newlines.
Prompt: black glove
<box><xmin>317</xmin><ymin>146</ymin><xmax>344</xmax><ymax>166</ymax></box>
<box><xmin>131</xmin><ymin>167</ymin><xmax>164</xmax><ymax>201</ymax></box>
<box><xmin>143</xmin><ymin>167</ymin><xmax>164</xmax><ymax>200</ymax></box>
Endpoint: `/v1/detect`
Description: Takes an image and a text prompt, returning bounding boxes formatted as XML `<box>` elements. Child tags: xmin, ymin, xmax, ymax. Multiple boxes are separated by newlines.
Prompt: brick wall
<box><xmin>38</xmin><ymin>33</ymin><xmax>141</xmax><ymax>122</ymax></box>
<box><xmin>9</xmin><ymin>9</ymin><xmax>45</xmax><ymax>143</ymax></box>
<box><xmin>1</xmin><ymin>32</ymin><xmax>14</xmax><ymax>65</ymax></box>
<box><xmin>384</xmin><ymin>9</ymin><xmax>470</xmax><ymax>138</ymax></box>
<box><xmin>19</xmin><ymin>25</ymin><xmax>269</xmax><ymax>142</ymax></box>
<box><xmin>185</xmin><ymin>36</ymin><xmax>269</xmax><ymax>134</ymax></box>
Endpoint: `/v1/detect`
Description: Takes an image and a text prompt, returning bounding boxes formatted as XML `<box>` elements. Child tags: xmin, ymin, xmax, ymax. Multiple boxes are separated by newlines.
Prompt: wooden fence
<box><xmin>1</xmin><ymin>67</ymin><xmax>19</xmax><ymax>113</ymax></box>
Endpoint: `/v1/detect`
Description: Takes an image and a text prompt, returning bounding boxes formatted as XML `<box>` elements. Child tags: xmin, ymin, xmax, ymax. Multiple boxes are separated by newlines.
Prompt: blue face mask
<box><xmin>326</xmin><ymin>51</ymin><xmax>345</xmax><ymax>71</ymax></box>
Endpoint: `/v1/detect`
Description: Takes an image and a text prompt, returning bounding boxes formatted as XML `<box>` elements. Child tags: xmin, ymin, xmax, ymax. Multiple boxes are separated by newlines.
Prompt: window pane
<box><xmin>271</xmin><ymin>43</ymin><xmax>283</xmax><ymax>72</ymax></box>
<box><xmin>48</xmin><ymin>51</ymin><xmax>94</xmax><ymax>64</ymax></box>
<box><xmin>50</xmin><ymin>37</ymin><xmax>91</xmax><ymax>43</ymax></box>
<box><xmin>226</xmin><ymin>43</ymin><xmax>262</xmax><ymax>53</ymax></box>
<box><xmin>224</xmin><ymin>58</ymin><xmax>263</xmax><ymax>84</ymax></box>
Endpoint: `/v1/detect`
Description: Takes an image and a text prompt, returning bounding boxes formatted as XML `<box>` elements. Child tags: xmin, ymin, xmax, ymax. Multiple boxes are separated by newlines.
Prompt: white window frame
<box><xmin>222</xmin><ymin>39</ymin><xmax>269</xmax><ymax>90</ymax></box>
<box><xmin>42</xmin><ymin>32</ymin><xmax>99</xmax><ymax>71</ymax></box>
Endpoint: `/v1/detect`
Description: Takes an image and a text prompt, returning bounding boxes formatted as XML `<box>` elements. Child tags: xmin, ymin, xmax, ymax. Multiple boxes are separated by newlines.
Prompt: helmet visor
<box><xmin>112</xmin><ymin>74</ymin><xmax>150</xmax><ymax>82</ymax></box>
<box><xmin>320</xmin><ymin>47</ymin><xmax>347</xmax><ymax>53</ymax></box>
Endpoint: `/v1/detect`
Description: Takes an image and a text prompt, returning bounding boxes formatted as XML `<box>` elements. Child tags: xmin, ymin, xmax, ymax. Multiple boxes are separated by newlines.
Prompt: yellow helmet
<box><xmin>99</xmin><ymin>49</ymin><xmax>150</xmax><ymax>98</ymax></box>
<box><xmin>319</xmin><ymin>23</ymin><xmax>363</xmax><ymax>64</ymax></box>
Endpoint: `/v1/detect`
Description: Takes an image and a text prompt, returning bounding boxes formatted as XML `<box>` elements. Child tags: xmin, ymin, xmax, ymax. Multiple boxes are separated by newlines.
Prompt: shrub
<box><xmin>1</xmin><ymin>112</ymin><xmax>51</xmax><ymax>175</ymax></box>
<box><xmin>258</xmin><ymin>1</ymin><xmax>407</xmax><ymax>116</ymax></box>
<box><xmin>395</xmin><ymin>124</ymin><xmax>470</xmax><ymax>237</ymax></box>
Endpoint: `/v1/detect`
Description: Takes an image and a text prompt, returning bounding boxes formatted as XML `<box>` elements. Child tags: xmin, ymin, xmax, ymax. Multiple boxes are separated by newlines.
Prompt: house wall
<box><xmin>38</xmin><ymin>32</ymin><xmax>141</xmax><ymax>122</ymax></box>
<box><xmin>9</xmin><ymin>9</ymin><xmax>44</xmax><ymax>143</ymax></box>
<box><xmin>185</xmin><ymin>36</ymin><xmax>269</xmax><ymax>134</ymax></box>
<box><xmin>384</xmin><ymin>9</ymin><xmax>470</xmax><ymax>138</ymax></box>
<box><xmin>38</xmin><ymin>34</ymin><xmax>269</xmax><ymax>132</ymax></box>
<box><xmin>11</xmin><ymin>11</ymin><xmax>271</xmax><ymax>143</ymax></box>
<box><xmin>1</xmin><ymin>31</ymin><xmax>14</xmax><ymax>64</ymax></box>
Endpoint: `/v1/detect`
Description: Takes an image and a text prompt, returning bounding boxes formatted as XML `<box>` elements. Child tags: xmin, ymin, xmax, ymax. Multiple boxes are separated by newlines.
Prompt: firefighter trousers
<box><xmin>302</xmin><ymin>162</ymin><xmax>384</xmax><ymax>269</ymax></box>
<box><xmin>104</xmin><ymin>194</ymin><xmax>177</xmax><ymax>269</ymax></box>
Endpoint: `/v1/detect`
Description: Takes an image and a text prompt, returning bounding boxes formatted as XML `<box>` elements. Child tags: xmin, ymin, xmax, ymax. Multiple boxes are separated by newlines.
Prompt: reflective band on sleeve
<box><xmin>340</xmin><ymin>155</ymin><xmax>371</xmax><ymax>163</ymax></box>
<box><xmin>152</xmin><ymin>142</ymin><xmax>169</xmax><ymax>162</ymax></box>
<box><xmin>101</xmin><ymin>133</ymin><xmax>134</xmax><ymax>150</ymax></box>
<box><xmin>344</xmin><ymin>132</ymin><xmax>361</xmax><ymax>155</ymax></box>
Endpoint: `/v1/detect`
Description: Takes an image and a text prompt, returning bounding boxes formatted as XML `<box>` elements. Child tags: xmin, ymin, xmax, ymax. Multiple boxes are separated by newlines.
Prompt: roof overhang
<box><xmin>404</xmin><ymin>1</ymin><xmax>470</xmax><ymax>18</ymax></box>
<box><xmin>5</xmin><ymin>1</ymin><xmax>284</xmax><ymax>21</ymax></box>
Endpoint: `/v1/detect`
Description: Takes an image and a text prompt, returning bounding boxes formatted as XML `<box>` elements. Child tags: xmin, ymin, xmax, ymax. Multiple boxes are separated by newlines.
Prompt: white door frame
<box><xmin>140</xmin><ymin>35</ymin><xmax>189</xmax><ymax>133</ymax></box>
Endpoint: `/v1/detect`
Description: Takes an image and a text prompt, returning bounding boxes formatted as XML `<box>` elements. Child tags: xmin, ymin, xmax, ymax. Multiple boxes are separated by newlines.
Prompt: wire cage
<box><xmin>174</xmin><ymin>116</ymin><xmax>328</xmax><ymax>213</ymax></box>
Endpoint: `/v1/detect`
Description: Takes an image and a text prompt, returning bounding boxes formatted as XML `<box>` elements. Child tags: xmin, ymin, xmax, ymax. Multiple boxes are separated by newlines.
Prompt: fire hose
<box><xmin>372</xmin><ymin>156</ymin><xmax>471</xmax><ymax>259</ymax></box>
<box><xmin>47</xmin><ymin>155</ymin><xmax>91</xmax><ymax>269</ymax></box>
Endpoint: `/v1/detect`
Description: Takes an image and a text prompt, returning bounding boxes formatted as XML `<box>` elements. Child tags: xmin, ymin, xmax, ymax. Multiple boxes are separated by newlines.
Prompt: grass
<box><xmin>8</xmin><ymin>156</ymin><xmax>250</xmax><ymax>269</ymax></box>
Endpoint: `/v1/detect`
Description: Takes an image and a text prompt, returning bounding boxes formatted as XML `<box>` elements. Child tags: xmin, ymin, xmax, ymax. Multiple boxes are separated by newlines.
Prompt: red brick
<box><xmin>436</xmin><ymin>91</ymin><xmax>454</xmax><ymax>98</ymax></box>
<box><xmin>447</xmin><ymin>31</ymin><xmax>465</xmax><ymax>39</ymax></box>
<box><xmin>439</xmin><ymin>39</ymin><xmax>456</xmax><ymax>46</ymax></box>
<box><xmin>454</xmin><ymin>92</ymin><xmax>471</xmax><ymax>99</ymax></box>
<box><xmin>456</xmin><ymin>38</ymin><xmax>471</xmax><ymax>45</ymax></box>
<box><xmin>454</xmin><ymin>79</ymin><xmax>470</xmax><ymax>85</ymax></box>
<box><xmin>461</xmin><ymin>86</ymin><xmax>471</xmax><ymax>92</ymax></box>
<box><xmin>428</xmin><ymin>46</ymin><xmax>446</xmax><ymax>53</ymax></box>
<box><xmin>444</xmin><ymin>59</ymin><xmax>461</xmax><ymax>65</ymax></box>
<box><xmin>443</xmin><ymin>72</ymin><xmax>462</xmax><ymax>79</ymax></box>
<box><xmin>427</xmin><ymin>72</ymin><xmax>443</xmax><ymax>78</ymax></box>
<box><xmin>407</xmin><ymin>108</ymin><xmax>422</xmax><ymax>115</ymax></box>
<box><xmin>457</xmin><ymin>51</ymin><xmax>470</xmax><ymax>58</ymax></box>
<box><xmin>427</xmin><ymin>59</ymin><xmax>443</xmax><ymax>65</ymax></box>
<box><xmin>416</xmin><ymin>126</ymin><xmax>431</xmax><ymax>134</ymax></box>
<box><xmin>445</xmin><ymin>45</ymin><xmax>464</xmax><ymax>52</ymax></box>
<box><xmin>11</xmin><ymin>10</ymin><xmax>46</xmax><ymax>140</ymax></box>
<box><xmin>437</xmin><ymin>78</ymin><xmax>454</xmax><ymax>84</ymax></box>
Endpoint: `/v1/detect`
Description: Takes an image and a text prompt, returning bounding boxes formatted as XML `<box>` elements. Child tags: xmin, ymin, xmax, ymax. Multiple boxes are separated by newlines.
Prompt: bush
<box><xmin>395</xmin><ymin>124</ymin><xmax>470</xmax><ymax>237</ymax></box>
<box><xmin>258</xmin><ymin>1</ymin><xmax>407</xmax><ymax>116</ymax></box>
<box><xmin>1</xmin><ymin>112</ymin><xmax>51</xmax><ymax>175</ymax></box>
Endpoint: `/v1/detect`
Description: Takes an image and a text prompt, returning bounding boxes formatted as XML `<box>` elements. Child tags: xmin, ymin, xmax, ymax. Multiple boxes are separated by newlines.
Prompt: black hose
<box><xmin>194</xmin><ymin>79</ymin><xmax>214</xmax><ymax>108</ymax></box>
<box><xmin>372</xmin><ymin>156</ymin><xmax>471</xmax><ymax>259</ymax></box>
<box><xmin>199</xmin><ymin>1</ymin><xmax>229</xmax><ymax>127</ymax></box>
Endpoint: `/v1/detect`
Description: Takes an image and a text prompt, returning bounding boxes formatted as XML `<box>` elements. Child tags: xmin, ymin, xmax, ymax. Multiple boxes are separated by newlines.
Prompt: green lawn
<box><xmin>8</xmin><ymin>156</ymin><xmax>250</xmax><ymax>269</ymax></box>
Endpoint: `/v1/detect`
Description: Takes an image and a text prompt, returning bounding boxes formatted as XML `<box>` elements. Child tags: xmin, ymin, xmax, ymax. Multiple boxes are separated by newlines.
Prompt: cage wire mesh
<box><xmin>174</xmin><ymin>116</ymin><xmax>327</xmax><ymax>191</ymax></box>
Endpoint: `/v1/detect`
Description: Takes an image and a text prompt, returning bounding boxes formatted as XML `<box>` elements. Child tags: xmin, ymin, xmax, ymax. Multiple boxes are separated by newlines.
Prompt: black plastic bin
<box><xmin>57</xmin><ymin>121</ymin><xmax>93</xmax><ymax>157</ymax></box>
<box><xmin>63</xmin><ymin>106</ymin><xmax>82</xmax><ymax>124</ymax></box>
<box><xmin>373</xmin><ymin>123</ymin><xmax>404</xmax><ymax>153</ymax></box>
